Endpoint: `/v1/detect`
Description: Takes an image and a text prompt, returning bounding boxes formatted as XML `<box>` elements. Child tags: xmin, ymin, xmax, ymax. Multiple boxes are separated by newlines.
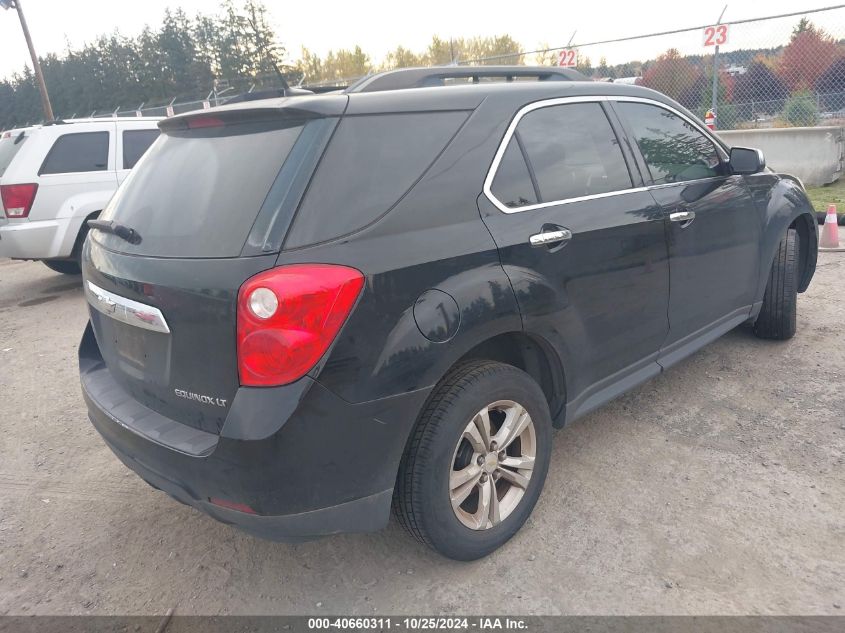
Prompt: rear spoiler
<box><xmin>161</xmin><ymin>94</ymin><xmax>349</xmax><ymax>130</ymax></box>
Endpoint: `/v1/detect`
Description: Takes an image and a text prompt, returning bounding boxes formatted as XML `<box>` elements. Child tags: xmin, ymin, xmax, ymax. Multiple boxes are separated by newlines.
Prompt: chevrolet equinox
<box><xmin>79</xmin><ymin>66</ymin><xmax>818</xmax><ymax>560</ymax></box>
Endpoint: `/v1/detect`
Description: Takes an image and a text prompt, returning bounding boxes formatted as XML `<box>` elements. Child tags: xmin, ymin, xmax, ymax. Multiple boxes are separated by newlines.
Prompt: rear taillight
<box><xmin>237</xmin><ymin>264</ymin><xmax>365</xmax><ymax>387</ymax></box>
<box><xmin>1</xmin><ymin>183</ymin><xmax>38</xmax><ymax>218</ymax></box>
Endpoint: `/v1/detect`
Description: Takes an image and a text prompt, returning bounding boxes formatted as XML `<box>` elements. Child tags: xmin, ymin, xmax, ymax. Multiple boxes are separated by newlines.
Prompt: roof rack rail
<box><xmin>346</xmin><ymin>65</ymin><xmax>588</xmax><ymax>93</ymax></box>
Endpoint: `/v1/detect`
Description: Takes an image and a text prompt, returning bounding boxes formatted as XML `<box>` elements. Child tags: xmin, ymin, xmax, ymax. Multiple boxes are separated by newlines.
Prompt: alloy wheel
<box><xmin>449</xmin><ymin>400</ymin><xmax>536</xmax><ymax>530</ymax></box>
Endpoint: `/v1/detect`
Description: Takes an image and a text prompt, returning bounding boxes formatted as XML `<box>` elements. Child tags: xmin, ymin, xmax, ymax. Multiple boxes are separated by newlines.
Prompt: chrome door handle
<box><xmin>670</xmin><ymin>210</ymin><xmax>696</xmax><ymax>226</ymax></box>
<box><xmin>529</xmin><ymin>228</ymin><xmax>572</xmax><ymax>247</ymax></box>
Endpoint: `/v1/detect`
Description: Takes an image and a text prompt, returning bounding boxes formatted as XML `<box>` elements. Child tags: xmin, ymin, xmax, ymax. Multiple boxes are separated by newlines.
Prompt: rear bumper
<box><xmin>79</xmin><ymin>323</ymin><xmax>430</xmax><ymax>541</ymax></box>
<box><xmin>0</xmin><ymin>217</ymin><xmax>72</xmax><ymax>260</ymax></box>
<box><xmin>97</xmin><ymin>428</ymin><xmax>392</xmax><ymax>541</ymax></box>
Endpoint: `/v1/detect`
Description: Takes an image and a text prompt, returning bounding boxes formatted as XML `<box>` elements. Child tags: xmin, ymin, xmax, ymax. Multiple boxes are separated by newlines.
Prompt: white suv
<box><xmin>0</xmin><ymin>118</ymin><xmax>161</xmax><ymax>274</ymax></box>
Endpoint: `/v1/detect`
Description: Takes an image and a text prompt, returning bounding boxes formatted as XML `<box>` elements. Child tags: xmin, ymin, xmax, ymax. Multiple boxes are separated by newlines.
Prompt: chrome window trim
<box><xmin>648</xmin><ymin>175</ymin><xmax>727</xmax><ymax>191</ymax></box>
<box><xmin>483</xmin><ymin>95</ymin><xmax>728</xmax><ymax>215</ymax></box>
<box><xmin>86</xmin><ymin>280</ymin><xmax>170</xmax><ymax>334</ymax></box>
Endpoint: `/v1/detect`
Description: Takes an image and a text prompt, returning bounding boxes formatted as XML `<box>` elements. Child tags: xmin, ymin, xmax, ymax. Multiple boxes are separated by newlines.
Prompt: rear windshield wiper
<box><xmin>87</xmin><ymin>219</ymin><xmax>142</xmax><ymax>245</ymax></box>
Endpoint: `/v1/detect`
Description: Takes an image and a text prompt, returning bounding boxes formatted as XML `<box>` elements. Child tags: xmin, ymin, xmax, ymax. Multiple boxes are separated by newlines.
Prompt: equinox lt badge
<box><xmin>174</xmin><ymin>388</ymin><xmax>227</xmax><ymax>408</ymax></box>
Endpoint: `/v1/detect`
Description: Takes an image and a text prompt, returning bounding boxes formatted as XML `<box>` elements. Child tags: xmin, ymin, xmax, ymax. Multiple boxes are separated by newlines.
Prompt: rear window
<box><xmin>285</xmin><ymin>111</ymin><xmax>468</xmax><ymax>248</ymax></box>
<box><xmin>0</xmin><ymin>132</ymin><xmax>28</xmax><ymax>178</ymax></box>
<box><xmin>122</xmin><ymin>129</ymin><xmax>160</xmax><ymax>169</ymax></box>
<box><xmin>40</xmin><ymin>131</ymin><xmax>109</xmax><ymax>175</ymax></box>
<box><xmin>94</xmin><ymin>119</ymin><xmax>307</xmax><ymax>258</ymax></box>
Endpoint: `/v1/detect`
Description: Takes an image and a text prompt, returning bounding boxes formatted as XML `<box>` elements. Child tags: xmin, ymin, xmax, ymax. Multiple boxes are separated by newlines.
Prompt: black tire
<box><xmin>754</xmin><ymin>228</ymin><xmax>798</xmax><ymax>340</ymax></box>
<box><xmin>42</xmin><ymin>259</ymin><xmax>81</xmax><ymax>275</ymax></box>
<box><xmin>393</xmin><ymin>361</ymin><xmax>552</xmax><ymax>560</ymax></box>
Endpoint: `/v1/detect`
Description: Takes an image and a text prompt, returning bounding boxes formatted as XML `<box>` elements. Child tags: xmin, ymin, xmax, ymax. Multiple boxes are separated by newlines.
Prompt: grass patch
<box><xmin>804</xmin><ymin>179</ymin><xmax>845</xmax><ymax>214</ymax></box>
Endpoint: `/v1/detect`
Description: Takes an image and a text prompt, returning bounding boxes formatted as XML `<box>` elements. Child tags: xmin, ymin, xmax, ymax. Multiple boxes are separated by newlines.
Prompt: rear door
<box><xmin>83</xmin><ymin>106</ymin><xmax>341</xmax><ymax>434</ymax></box>
<box><xmin>478</xmin><ymin>98</ymin><xmax>670</xmax><ymax>419</ymax></box>
<box><xmin>613</xmin><ymin>100</ymin><xmax>761</xmax><ymax>364</ymax></box>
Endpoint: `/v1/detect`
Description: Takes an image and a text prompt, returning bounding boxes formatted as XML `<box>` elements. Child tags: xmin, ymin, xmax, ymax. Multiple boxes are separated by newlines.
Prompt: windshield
<box><xmin>94</xmin><ymin>119</ymin><xmax>307</xmax><ymax>258</ymax></box>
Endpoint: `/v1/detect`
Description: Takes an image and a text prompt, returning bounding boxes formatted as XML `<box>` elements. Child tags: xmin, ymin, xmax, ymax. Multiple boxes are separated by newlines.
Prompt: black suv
<box><xmin>79</xmin><ymin>66</ymin><xmax>818</xmax><ymax>560</ymax></box>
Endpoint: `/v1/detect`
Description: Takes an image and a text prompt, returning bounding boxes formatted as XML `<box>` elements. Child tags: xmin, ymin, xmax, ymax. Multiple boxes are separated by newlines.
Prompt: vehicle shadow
<box><xmin>0</xmin><ymin>260</ymin><xmax>83</xmax><ymax>310</ymax></box>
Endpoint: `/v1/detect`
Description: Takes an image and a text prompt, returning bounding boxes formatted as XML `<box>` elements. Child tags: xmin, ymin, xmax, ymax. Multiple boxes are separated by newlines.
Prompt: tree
<box><xmin>778</xmin><ymin>20</ymin><xmax>841</xmax><ymax>91</ymax></box>
<box><xmin>0</xmin><ymin>0</ymin><xmax>293</xmax><ymax>130</ymax></box>
<box><xmin>322</xmin><ymin>46</ymin><xmax>372</xmax><ymax>81</ymax></box>
<box><xmin>0</xmin><ymin>80</ymin><xmax>16</xmax><ymax>125</ymax></box>
<box><xmin>577</xmin><ymin>55</ymin><xmax>592</xmax><ymax>76</ymax></box>
<box><xmin>382</xmin><ymin>45</ymin><xmax>425</xmax><ymax>70</ymax></box>
<box><xmin>193</xmin><ymin>13</ymin><xmax>223</xmax><ymax>78</ymax></box>
<box><xmin>597</xmin><ymin>56</ymin><xmax>614</xmax><ymax>79</ymax></box>
<box><xmin>642</xmin><ymin>49</ymin><xmax>700</xmax><ymax>102</ymax></box>
<box><xmin>784</xmin><ymin>90</ymin><xmax>819</xmax><ymax>126</ymax></box>
<box><xmin>792</xmin><ymin>18</ymin><xmax>812</xmax><ymax>39</ymax></box>
<box><xmin>425</xmin><ymin>35</ymin><xmax>522</xmax><ymax>66</ymax></box>
<box><xmin>815</xmin><ymin>56</ymin><xmax>845</xmax><ymax>112</ymax></box>
<box><xmin>466</xmin><ymin>35</ymin><xmax>522</xmax><ymax>65</ymax></box>
<box><xmin>734</xmin><ymin>59</ymin><xmax>789</xmax><ymax>113</ymax></box>
<box><xmin>242</xmin><ymin>0</ymin><xmax>286</xmax><ymax>85</ymax></box>
<box><xmin>613</xmin><ymin>61</ymin><xmax>642</xmax><ymax>79</ymax></box>
<box><xmin>295</xmin><ymin>46</ymin><xmax>372</xmax><ymax>84</ymax></box>
<box><xmin>158</xmin><ymin>9</ymin><xmax>205</xmax><ymax>95</ymax></box>
<box><xmin>533</xmin><ymin>44</ymin><xmax>558</xmax><ymax>67</ymax></box>
<box><xmin>425</xmin><ymin>36</ymin><xmax>456</xmax><ymax>65</ymax></box>
<box><xmin>297</xmin><ymin>47</ymin><xmax>325</xmax><ymax>83</ymax></box>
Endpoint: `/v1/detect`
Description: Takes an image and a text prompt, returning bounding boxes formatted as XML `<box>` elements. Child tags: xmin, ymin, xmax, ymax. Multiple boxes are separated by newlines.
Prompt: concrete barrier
<box><xmin>718</xmin><ymin>126</ymin><xmax>844</xmax><ymax>186</ymax></box>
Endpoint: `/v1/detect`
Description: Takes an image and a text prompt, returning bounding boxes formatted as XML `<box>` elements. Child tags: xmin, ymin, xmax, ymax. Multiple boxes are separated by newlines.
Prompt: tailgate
<box><xmin>84</xmin><ymin>242</ymin><xmax>277</xmax><ymax>434</ymax></box>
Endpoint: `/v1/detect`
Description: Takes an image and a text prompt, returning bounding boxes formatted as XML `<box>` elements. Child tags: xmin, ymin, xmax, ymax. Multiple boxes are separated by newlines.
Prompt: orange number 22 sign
<box><xmin>557</xmin><ymin>49</ymin><xmax>577</xmax><ymax>67</ymax></box>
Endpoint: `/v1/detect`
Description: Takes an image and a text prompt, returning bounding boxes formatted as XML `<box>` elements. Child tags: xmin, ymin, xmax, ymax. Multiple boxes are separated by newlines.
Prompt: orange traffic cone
<box><xmin>820</xmin><ymin>204</ymin><xmax>840</xmax><ymax>249</ymax></box>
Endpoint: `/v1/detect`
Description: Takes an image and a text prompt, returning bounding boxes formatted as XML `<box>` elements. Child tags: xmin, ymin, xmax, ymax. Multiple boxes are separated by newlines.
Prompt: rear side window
<box><xmin>94</xmin><ymin>119</ymin><xmax>306</xmax><ymax>258</ymax></box>
<box><xmin>122</xmin><ymin>129</ymin><xmax>160</xmax><ymax>169</ymax></box>
<box><xmin>490</xmin><ymin>138</ymin><xmax>538</xmax><ymax>209</ymax></box>
<box><xmin>616</xmin><ymin>102</ymin><xmax>722</xmax><ymax>185</ymax></box>
<box><xmin>39</xmin><ymin>132</ymin><xmax>109</xmax><ymax>175</ymax></box>
<box><xmin>285</xmin><ymin>111</ymin><xmax>468</xmax><ymax>248</ymax></box>
<box><xmin>0</xmin><ymin>133</ymin><xmax>27</xmax><ymax>178</ymax></box>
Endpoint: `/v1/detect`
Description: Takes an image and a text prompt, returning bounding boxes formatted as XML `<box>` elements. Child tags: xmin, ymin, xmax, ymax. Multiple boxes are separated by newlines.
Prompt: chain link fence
<box><xmin>62</xmin><ymin>91</ymin><xmax>241</xmax><ymax>122</ymax></box>
<box><xmin>459</xmin><ymin>5</ymin><xmax>845</xmax><ymax>130</ymax></box>
<box><xmin>54</xmin><ymin>5</ymin><xmax>845</xmax><ymax>132</ymax></box>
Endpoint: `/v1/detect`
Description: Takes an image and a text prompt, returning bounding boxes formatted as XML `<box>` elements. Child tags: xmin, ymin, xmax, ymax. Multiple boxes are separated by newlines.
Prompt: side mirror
<box><xmin>729</xmin><ymin>146</ymin><xmax>765</xmax><ymax>175</ymax></box>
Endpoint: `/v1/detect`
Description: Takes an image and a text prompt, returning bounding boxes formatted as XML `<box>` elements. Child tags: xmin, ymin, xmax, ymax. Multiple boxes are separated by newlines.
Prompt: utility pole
<box><xmin>1</xmin><ymin>0</ymin><xmax>54</xmax><ymax>120</ymax></box>
<box><xmin>710</xmin><ymin>4</ymin><xmax>728</xmax><ymax>127</ymax></box>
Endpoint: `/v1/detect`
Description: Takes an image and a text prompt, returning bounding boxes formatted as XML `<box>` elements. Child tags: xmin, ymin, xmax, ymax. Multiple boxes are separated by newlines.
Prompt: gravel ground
<box><xmin>0</xmin><ymin>254</ymin><xmax>842</xmax><ymax>616</ymax></box>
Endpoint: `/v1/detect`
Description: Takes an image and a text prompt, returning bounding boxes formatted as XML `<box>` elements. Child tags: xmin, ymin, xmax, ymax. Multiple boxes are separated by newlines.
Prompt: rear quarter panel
<box><xmin>276</xmin><ymin>103</ymin><xmax>525</xmax><ymax>404</ymax></box>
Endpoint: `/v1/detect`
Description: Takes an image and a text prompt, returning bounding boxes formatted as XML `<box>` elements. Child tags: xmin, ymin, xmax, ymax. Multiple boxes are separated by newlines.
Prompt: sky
<box><xmin>0</xmin><ymin>0</ymin><xmax>843</xmax><ymax>81</ymax></box>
